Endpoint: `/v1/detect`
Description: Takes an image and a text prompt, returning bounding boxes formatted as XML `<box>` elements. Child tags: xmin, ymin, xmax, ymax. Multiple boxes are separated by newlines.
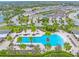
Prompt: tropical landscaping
<box><xmin>0</xmin><ymin>50</ymin><xmax>74</xmax><ymax>57</ymax></box>
<box><xmin>0</xmin><ymin>1</ymin><xmax>79</xmax><ymax>57</ymax></box>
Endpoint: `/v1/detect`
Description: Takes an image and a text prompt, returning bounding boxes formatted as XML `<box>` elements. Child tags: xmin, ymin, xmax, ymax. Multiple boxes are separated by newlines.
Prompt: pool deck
<box><xmin>12</xmin><ymin>29</ymin><xmax>69</xmax><ymax>45</ymax></box>
<box><xmin>58</xmin><ymin>30</ymin><xmax>79</xmax><ymax>55</ymax></box>
<box><xmin>13</xmin><ymin>29</ymin><xmax>45</xmax><ymax>45</ymax></box>
<box><xmin>11</xmin><ymin>29</ymin><xmax>79</xmax><ymax>55</ymax></box>
<box><xmin>13</xmin><ymin>29</ymin><xmax>65</xmax><ymax>44</ymax></box>
<box><xmin>12</xmin><ymin>29</ymin><xmax>64</xmax><ymax>51</ymax></box>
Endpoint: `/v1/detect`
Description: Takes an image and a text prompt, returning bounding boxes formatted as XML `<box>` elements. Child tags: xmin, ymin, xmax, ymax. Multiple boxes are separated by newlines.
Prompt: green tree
<box><xmin>22</xmin><ymin>25</ymin><xmax>27</xmax><ymax>32</ymax></box>
<box><xmin>33</xmin><ymin>45</ymin><xmax>40</xmax><ymax>53</ymax></box>
<box><xmin>29</xmin><ymin>36</ymin><xmax>33</xmax><ymax>46</ymax></box>
<box><xmin>52</xmin><ymin>19</ymin><xmax>59</xmax><ymax>32</ymax></box>
<box><xmin>65</xmin><ymin>18</ymin><xmax>74</xmax><ymax>32</ymax></box>
<box><xmin>77</xmin><ymin>53</ymin><xmax>79</xmax><ymax>57</ymax></box>
<box><xmin>64</xmin><ymin>43</ymin><xmax>72</xmax><ymax>51</ymax></box>
<box><xmin>17</xmin><ymin>37</ymin><xmax>22</xmax><ymax>43</ymax></box>
<box><xmin>19</xmin><ymin>44</ymin><xmax>26</xmax><ymax>49</ymax></box>
<box><xmin>23</xmin><ymin>16</ymin><xmax>29</xmax><ymax>23</ymax></box>
<box><xmin>6</xmin><ymin>36</ymin><xmax>12</xmax><ymax>41</ymax></box>
<box><xmin>4</xmin><ymin>17</ymin><xmax>10</xmax><ymax>24</ymax></box>
<box><xmin>31</xmin><ymin>25</ymin><xmax>36</xmax><ymax>32</ymax></box>
<box><xmin>30</xmin><ymin>24</ymin><xmax>37</xmax><ymax>36</ymax></box>
<box><xmin>45</xmin><ymin>31</ymin><xmax>51</xmax><ymax>36</ymax></box>
<box><xmin>45</xmin><ymin>31</ymin><xmax>51</xmax><ymax>50</ymax></box>
<box><xmin>42</xmin><ymin>18</ymin><xmax>49</xmax><ymax>26</ymax></box>
<box><xmin>12</xmin><ymin>26</ymin><xmax>22</xmax><ymax>33</ymax></box>
<box><xmin>45</xmin><ymin>43</ymin><xmax>51</xmax><ymax>50</ymax></box>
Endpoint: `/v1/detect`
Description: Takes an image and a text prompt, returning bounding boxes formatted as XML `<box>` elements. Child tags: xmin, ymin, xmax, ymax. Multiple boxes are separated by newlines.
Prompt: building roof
<box><xmin>72</xmin><ymin>30</ymin><xmax>79</xmax><ymax>35</ymax></box>
<box><xmin>0</xmin><ymin>30</ymin><xmax>11</xmax><ymax>34</ymax></box>
<box><xmin>74</xmin><ymin>22</ymin><xmax>79</xmax><ymax>26</ymax></box>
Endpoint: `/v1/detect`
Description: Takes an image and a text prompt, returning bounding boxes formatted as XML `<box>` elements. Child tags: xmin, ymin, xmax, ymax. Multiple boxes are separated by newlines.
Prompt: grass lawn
<box><xmin>73</xmin><ymin>26</ymin><xmax>79</xmax><ymax>30</ymax></box>
<box><xmin>0</xmin><ymin>26</ymin><xmax>10</xmax><ymax>30</ymax></box>
<box><xmin>66</xmin><ymin>10</ymin><xmax>76</xmax><ymax>14</ymax></box>
<box><xmin>77</xmin><ymin>16</ymin><xmax>79</xmax><ymax>19</ymax></box>
<box><xmin>38</xmin><ymin>10</ymin><xmax>55</xmax><ymax>15</ymax></box>
<box><xmin>0</xmin><ymin>50</ymin><xmax>74</xmax><ymax>57</ymax></box>
<box><xmin>0</xmin><ymin>25</ymin><xmax>22</xmax><ymax>33</ymax></box>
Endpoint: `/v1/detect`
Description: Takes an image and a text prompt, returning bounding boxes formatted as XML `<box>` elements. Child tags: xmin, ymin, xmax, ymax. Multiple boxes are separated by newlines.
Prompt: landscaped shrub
<box><xmin>17</xmin><ymin>37</ymin><xmax>22</xmax><ymax>43</ymax></box>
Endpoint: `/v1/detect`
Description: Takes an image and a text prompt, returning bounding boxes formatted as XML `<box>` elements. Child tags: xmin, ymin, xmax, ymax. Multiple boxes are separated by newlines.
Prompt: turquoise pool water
<box><xmin>21</xmin><ymin>34</ymin><xmax>64</xmax><ymax>47</ymax></box>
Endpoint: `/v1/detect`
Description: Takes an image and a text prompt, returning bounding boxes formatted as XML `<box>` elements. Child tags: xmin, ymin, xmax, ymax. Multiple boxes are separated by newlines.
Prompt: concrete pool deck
<box><xmin>12</xmin><ymin>30</ymin><xmax>78</xmax><ymax>45</ymax></box>
<box><xmin>12</xmin><ymin>29</ymin><xmax>79</xmax><ymax>54</ymax></box>
<box><xmin>13</xmin><ymin>30</ymin><xmax>70</xmax><ymax>44</ymax></box>
<box><xmin>12</xmin><ymin>30</ymin><xmax>67</xmax><ymax>51</ymax></box>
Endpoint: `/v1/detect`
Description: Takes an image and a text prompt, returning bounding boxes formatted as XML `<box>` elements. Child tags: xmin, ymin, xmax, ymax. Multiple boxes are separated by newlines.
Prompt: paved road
<box><xmin>10</xmin><ymin>7</ymin><xmax>53</xmax><ymax>26</ymax></box>
<box><xmin>3</xmin><ymin>6</ymin><xmax>74</xmax><ymax>26</ymax></box>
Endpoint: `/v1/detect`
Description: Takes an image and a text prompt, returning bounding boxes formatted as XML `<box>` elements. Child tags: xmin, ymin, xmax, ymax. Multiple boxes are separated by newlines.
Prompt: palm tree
<box><xmin>17</xmin><ymin>37</ymin><xmax>22</xmax><ymax>43</ymax></box>
<box><xmin>18</xmin><ymin>15</ymin><xmax>23</xmax><ymax>25</ymax></box>
<box><xmin>19</xmin><ymin>44</ymin><xmax>26</xmax><ymax>49</ymax></box>
<box><xmin>45</xmin><ymin>31</ymin><xmax>51</xmax><ymax>49</ymax></box>
<box><xmin>12</xmin><ymin>26</ymin><xmax>22</xmax><ymax>33</ymax></box>
<box><xmin>6</xmin><ymin>36</ymin><xmax>13</xmax><ymax>41</ymax></box>
<box><xmin>23</xmin><ymin>15</ymin><xmax>29</xmax><ymax>24</ymax></box>
<box><xmin>22</xmin><ymin>25</ymin><xmax>27</xmax><ymax>32</ymax></box>
<box><xmin>29</xmin><ymin>36</ymin><xmax>33</xmax><ymax>46</ymax></box>
<box><xmin>45</xmin><ymin>43</ymin><xmax>51</xmax><ymax>50</ymax></box>
<box><xmin>65</xmin><ymin>18</ymin><xmax>74</xmax><ymax>32</ymax></box>
<box><xmin>33</xmin><ymin>44</ymin><xmax>40</xmax><ymax>53</ymax></box>
<box><xmin>64</xmin><ymin>43</ymin><xmax>72</xmax><ymax>51</ymax></box>
<box><xmin>60</xmin><ymin>18</ymin><xmax>64</xmax><ymax>24</ymax></box>
<box><xmin>42</xmin><ymin>18</ymin><xmax>48</xmax><ymax>27</ymax></box>
<box><xmin>45</xmin><ymin>31</ymin><xmax>51</xmax><ymax>37</ymax></box>
<box><xmin>4</xmin><ymin>17</ymin><xmax>10</xmax><ymax>24</ymax></box>
<box><xmin>52</xmin><ymin>19</ymin><xmax>59</xmax><ymax>32</ymax></box>
<box><xmin>31</xmin><ymin>25</ymin><xmax>36</xmax><ymax>35</ymax></box>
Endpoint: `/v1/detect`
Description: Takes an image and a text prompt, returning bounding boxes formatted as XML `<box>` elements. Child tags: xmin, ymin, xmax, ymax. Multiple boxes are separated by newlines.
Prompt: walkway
<box><xmin>0</xmin><ymin>40</ymin><xmax>10</xmax><ymax>50</ymax></box>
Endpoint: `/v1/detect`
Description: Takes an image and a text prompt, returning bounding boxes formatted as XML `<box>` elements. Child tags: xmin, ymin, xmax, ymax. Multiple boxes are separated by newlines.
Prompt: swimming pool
<box><xmin>21</xmin><ymin>34</ymin><xmax>64</xmax><ymax>47</ymax></box>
